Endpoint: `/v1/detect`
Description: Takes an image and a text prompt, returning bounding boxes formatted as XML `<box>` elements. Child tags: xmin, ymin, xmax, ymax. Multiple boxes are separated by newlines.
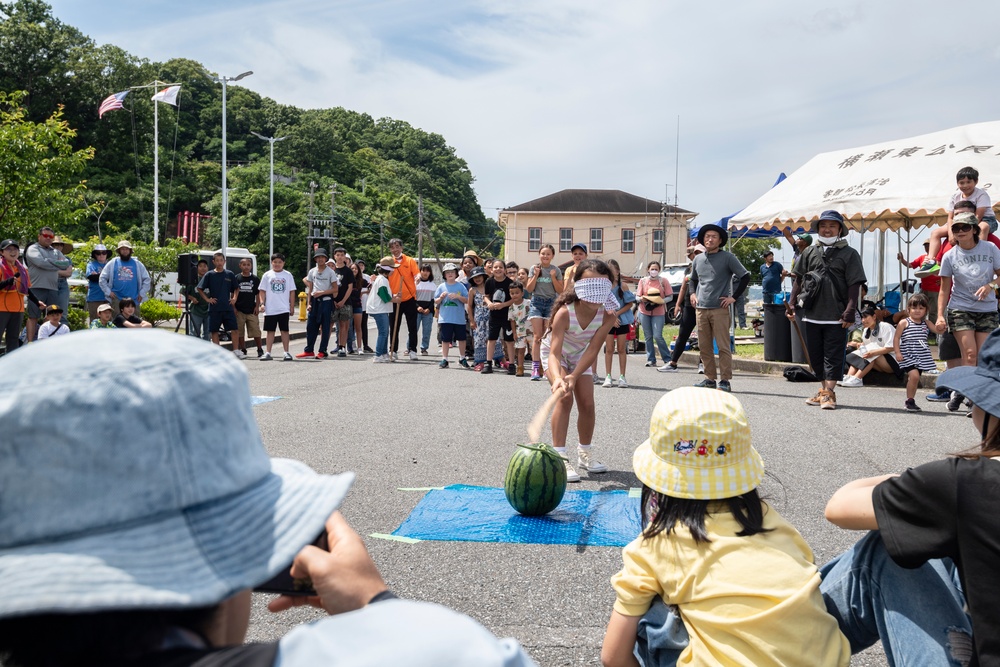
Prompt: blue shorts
<box><xmin>439</xmin><ymin>322</ymin><xmax>467</xmax><ymax>343</ymax></box>
<box><xmin>528</xmin><ymin>295</ymin><xmax>554</xmax><ymax>320</ymax></box>
<box><xmin>209</xmin><ymin>309</ymin><xmax>238</xmax><ymax>333</ymax></box>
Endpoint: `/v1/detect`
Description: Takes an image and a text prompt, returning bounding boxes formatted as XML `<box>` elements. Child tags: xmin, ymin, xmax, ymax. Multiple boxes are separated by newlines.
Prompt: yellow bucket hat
<box><xmin>633</xmin><ymin>387</ymin><xmax>764</xmax><ymax>500</ymax></box>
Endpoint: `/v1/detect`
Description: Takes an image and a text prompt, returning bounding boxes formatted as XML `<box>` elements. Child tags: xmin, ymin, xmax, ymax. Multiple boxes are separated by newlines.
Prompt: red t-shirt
<box><xmin>909</xmin><ymin>254</ymin><xmax>941</xmax><ymax>292</ymax></box>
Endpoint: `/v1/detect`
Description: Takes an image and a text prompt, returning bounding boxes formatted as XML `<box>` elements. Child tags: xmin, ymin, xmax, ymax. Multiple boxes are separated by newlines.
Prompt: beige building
<box><xmin>499</xmin><ymin>189</ymin><xmax>697</xmax><ymax>278</ymax></box>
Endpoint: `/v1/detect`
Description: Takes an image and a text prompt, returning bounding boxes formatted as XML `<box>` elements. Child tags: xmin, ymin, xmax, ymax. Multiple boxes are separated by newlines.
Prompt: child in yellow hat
<box><xmin>601</xmin><ymin>387</ymin><xmax>850</xmax><ymax>667</ymax></box>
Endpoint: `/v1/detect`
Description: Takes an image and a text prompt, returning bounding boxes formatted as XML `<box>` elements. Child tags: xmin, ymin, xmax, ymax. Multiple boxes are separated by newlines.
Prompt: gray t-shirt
<box><xmin>306</xmin><ymin>266</ymin><xmax>336</xmax><ymax>299</ymax></box>
<box><xmin>689</xmin><ymin>251</ymin><xmax>748</xmax><ymax>309</ymax></box>
<box><xmin>528</xmin><ymin>264</ymin><xmax>563</xmax><ymax>300</ymax></box>
<box><xmin>25</xmin><ymin>244</ymin><xmax>70</xmax><ymax>291</ymax></box>
<box><xmin>940</xmin><ymin>240</ymin><xmax>1000</xmax><ymax>313</ymax></box>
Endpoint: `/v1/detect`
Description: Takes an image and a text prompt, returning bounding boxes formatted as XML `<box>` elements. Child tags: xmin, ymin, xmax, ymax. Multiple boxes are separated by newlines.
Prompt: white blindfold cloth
<box><xmin>574</xmin><ymin>277</ymin><xmax>620</xmax><ymax>313</ymax></box>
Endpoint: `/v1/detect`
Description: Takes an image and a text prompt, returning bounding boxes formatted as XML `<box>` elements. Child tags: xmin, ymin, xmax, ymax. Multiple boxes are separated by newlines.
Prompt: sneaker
<box><xmin>459</xmin><ymin>358</ymin><xmax>471</xmax><ymax>369</ymax></box>
<box><xmin>530</xmin><ymin>369</ymin><xmax>542</xmax><ymax>381</ymax></box>
<box><xmin>577</xmin><ymin>449</ymin><xmax>608</xmax><ymax>473</ymax></box>
<box><xmin>914</xmin><ymin>258</ymin><xmax>940</xmax><ymax>278</ymax></box>
<box><xmin>563</xmin><ymin>459</ymin><xmax>581</xmax><ymax>483</ymax></box>
<box><xmin>420</xmin><ymin>349</ymin><xmax>429</xmax><ymax>356</ymax></box>
<box><xmin>617</xmin><ymin>375</ymin><xmax>628</xmax><ymax>388</ymax></box>
<box><xmin>697</xmin><ymin>362</ymin><xmax>705</xmax><ymax>374</ymax></box>
<box><xmin>474</xmin><ymin>362</ymin><xmax>485</xmax><ymax>372</ymax></box>
<box><xmin>331</xmin><ymin>346</ymin><xmax>340</xmax><ymax>355</ymax></box>
<box><xmin>805</xmin><ymin>392</ymin><xmax>822</xmax><ymax>406</ymax></box>
<box><xmin>717</xmin><ymin>380</ymin><xmax>731</xmax><ymax>392</ymax></box>
<box><xmin>602</xmin><ymin>374</ymin><xmax>613</xmax><ymax>388</ymax></box>
<box><xmin>947</xmin><ymin>391</ymin><xmax>966</xmax><ymax>412</ymax></box>
<box><xmin>316</xmin><ymin>352</ymin><xmax>327</xmax><ymax>360</ymax></box>
<box><xmin>593</xmin><ymin>373</ymin><xmax>603</xmax><ymax>384</ymax></box>
<box><xmin>338</xmin><ymin>350</ymin><xmax>347</xmax><ymax>358</ymax></box>
<box><xmin>295</xmin><ymin>351</ymin><xmax>315</xmax><ymax>359</ymax></box>
<box><xmin>234</xmin><ymin>349</ymin><xmax>246</xmax><ymax>359</ymax></box>
<box><xmin>694</xmin><ymin>379</ymin><xmax>717</xmax><ymax>389</ymax></box>
<box><xmin>256</xmin><ymin>347</ymin><xmax>264</xmax><ymax>358</ymax></box>
<box><xmin>820</xmin><ymin>389</ymin><xmax>837</xmax><ymax>410</ymax></box>
<box><xmin>507</xmin><ymin>364</ymin><xmax>517</xmax><ymax>375</ymax></box>
<box><xmin>658</xmin><ymin>363</ymin><xmax>678</xmax><ymax>372</ymax></box>
<box><xmin>260</xmin><ymin>352</ymin><xmax>273</xmax><ymax>361</ymax></box>
<box><xmin>839</xmin><ymin>376</ymin><xmax>863</xmax><ymax>388</ymax></box>
<box><xmin>926</xmin><ymin>390</ymin><xmax>951</xmax><ymax>402</ymax></box>
<box><xmin>409</xmin><ymin>351</ymin><xmax>418</xmax><ymax>361</ymax></box>
<box><xmin>372</xmin><ymin>355</ymin><xmax>389</xmax><ymax>363</ymax></box>
<box><xmin>516</xmin><ymin>365</ymin><xmax>525</xmax><ymax>377</ymax></box>
<box><xmin>363</xmin><ymin>346</ymin><xmax>375</xmax><ymax>353</ymax></box>
<box><xmin>351</xmin><ymin>349</ymin><xmax>362</xmax><ymax>355</ymax></box>
<box><xmin>481</xmin><ymin>362</ymin><xmax>494</xmax><ymax>375</ymax></box>
<box><xmin>904</xmin><ymin>398</ymin><xmax>921</xmax><ymax>412</ymax></box>
<box><xmin>282</xmin><ymin>352</ymin><xmax>293</xmax><ymax>361</ymax></box>
<box><xmin>645</xmin><ymin>360</ymin><xmax>656</xmax><ymax>367</ymax></box>
<box><xmin>438</xmin><ymin>359</ymin><xmax>449</xmax><ymax>368</ymax></box>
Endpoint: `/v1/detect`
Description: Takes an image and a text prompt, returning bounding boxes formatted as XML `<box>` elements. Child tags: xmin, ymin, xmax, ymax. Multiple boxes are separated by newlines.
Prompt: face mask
<box><xmin>816</xmin><ymin>234</ymin><xmax>838</xmax><ymax>246</ymax></box>
<box><xmin>648</xmin><ymin>269</ymin><xmax>659</xmax><ymax>278</ymax></box>
<box><xmin>574</xmin><ymin>277</ymin><xmax>618</xmax><ymax>312</ymax></box>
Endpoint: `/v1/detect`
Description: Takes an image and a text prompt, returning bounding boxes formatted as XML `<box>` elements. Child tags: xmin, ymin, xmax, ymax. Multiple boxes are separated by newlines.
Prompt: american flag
<box><xmin>98</xmin><ymin>91</ymin><xmax>128</xmax><ymax>119</ymax></box>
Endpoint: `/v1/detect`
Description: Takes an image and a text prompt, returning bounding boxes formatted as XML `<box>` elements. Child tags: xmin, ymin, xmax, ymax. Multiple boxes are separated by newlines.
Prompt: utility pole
<box><xmin>330</xmin><ymin>183</ymin><xmax>337</xmax><ymax>244</ymax></box>
<box><xmin>417</xmin><ymin>195</ymin><xmax>424</xmax><ymax>265</ymax></box>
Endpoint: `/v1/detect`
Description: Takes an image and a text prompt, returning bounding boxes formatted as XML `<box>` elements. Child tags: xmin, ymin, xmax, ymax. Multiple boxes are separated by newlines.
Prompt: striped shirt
<box><xmin>540</xmin><ymin>302</ymin><xmax>602</xmax><ymax>373</ymax></box>
<box><xmin>897</xmin><ymin>318</ymin><xmax>936</xmax><ymax>372</ymax></box>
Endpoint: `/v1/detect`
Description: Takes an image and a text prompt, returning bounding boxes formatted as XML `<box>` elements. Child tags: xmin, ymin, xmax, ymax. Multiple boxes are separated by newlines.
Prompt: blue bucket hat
<box><xmin>0</xmin><ymin>330</ymin><xmax>354</xmax><ymax>618</ymax></box>
<box><xmin>812</xmin><ymin>210</ymin><xmax>848</xmax><ymax>237</ymax></box>
<box><xmin>937</xmin><ymin>328</ymin><xmax>1000</xmax><ymax>420</ymax></box>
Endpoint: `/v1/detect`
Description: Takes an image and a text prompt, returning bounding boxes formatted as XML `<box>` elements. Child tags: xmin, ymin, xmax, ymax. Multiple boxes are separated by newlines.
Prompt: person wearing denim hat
<box><xmin>821</xmin><ymin>328</ymin><xmax>1000</xmax><ymax>666</ymax></box>
<box><xmin>0</xmin><ymin>331</ymin><xmax>535</xmax><ymax>667</ymax></box>
<box><xmin>787</xmin><ymin>210</ymin><xmax>866</xmax><ymax>410</ymax></box>
<box><xmin>85</xmin><ymin>243</ymin><xmax>110</xmax><ymax>322</ymax></box>
<box><xmin>602</xmin><ymin>387</ymin><xmax>850</xmax><ymax>667</ymax></box>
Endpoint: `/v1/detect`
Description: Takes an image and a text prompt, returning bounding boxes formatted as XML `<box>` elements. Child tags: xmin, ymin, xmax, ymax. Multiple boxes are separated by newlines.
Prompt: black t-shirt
<box><xmin>333</xmin><ymin>265</ymin><xmax>354</xmax><ymax>303</ymax></box>
<box><xmin>485</xmin><ymin>276</ymin><xmax>513</xmax><ymax>323</ymax></box>
<box><xmin>234</xmin><ymin>273</ymin><xmax>261</xmax><ymax>314</ymax></box>
<box><xmin>113</xmin><ymin>314</ymin><xmax>143</xmax><ymax>328</ymax></box>
<box><xmin>197</xmin><ymin>269</ymin><xmax>237</xmax><ymax>312</ymax></box>
<box><xmin>349</xmin><ymin>274</ymin><xmax>365</xmax><ymax>309</ymax></box>
<box><xmin>874</xmin><ymin>457</ymin><xmax>1000</xmax><ymax>666</ymax></box>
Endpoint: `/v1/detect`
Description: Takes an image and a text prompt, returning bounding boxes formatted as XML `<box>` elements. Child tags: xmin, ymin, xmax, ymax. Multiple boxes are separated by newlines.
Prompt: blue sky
<box><xmin>46</xmin><ymin>0</ymin><xmax>1000</xmax><ymax>273</ymax></box>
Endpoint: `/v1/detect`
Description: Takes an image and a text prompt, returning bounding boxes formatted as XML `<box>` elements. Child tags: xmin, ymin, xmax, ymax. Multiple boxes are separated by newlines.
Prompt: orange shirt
<box><xmin>0</xmin><ymin>259</ymin><xmax>29</xmax><ymax>313</ymax></box>
<box><xmin>387</xmin><ymin>253</ymin><xmax>420</xmax><ymax>301</ymax></box>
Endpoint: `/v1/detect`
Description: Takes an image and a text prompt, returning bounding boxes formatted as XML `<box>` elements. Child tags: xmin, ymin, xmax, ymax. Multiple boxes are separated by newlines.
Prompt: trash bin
<box><xmin>789</xmin><ymin>312</ymin><xmax>810</xmax><ymax>365</ymax></box>
<box><xmin>763</xmin><ymin>304</ymin><xmax>791</xmax><ymax>362</ymax></box>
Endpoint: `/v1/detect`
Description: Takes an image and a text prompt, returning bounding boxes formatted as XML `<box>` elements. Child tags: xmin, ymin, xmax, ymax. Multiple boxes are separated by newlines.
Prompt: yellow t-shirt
<box><xmin>611</xmin><ymin>503</ymin><xmax>849</xmax><ymax>667</ymax></box>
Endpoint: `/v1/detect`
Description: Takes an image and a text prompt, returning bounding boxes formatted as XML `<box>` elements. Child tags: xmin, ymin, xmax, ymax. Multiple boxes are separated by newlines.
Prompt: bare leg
<box><xmin>953</xmin><ymin>330</ymin><xmax>978</xmax><ymax>367</ymax></box>
<box><xmin>906</xmin><ymin>369</ymin><xmax>920</xmax><ymax>400</ymax></box>
<box><xmin>353</xmin><ymin>313</ymin><xmax>363</xmax><ymax>350</ymax></box>
<box><xmin>924</xmin><ymin>225</ymin><xmax>949</xmax><ymax>266</ymax></box>
<box><xmin>265</xmin><ymin>331</ymin><xmax>275</xmax><ymax>353</ymax></box>
<box><xmin>531</xmin><ymin>318</ymin><xmax>546</xmax><ymax>364</ymax></box>
<box><xmin>26</xmin><ymin>317</ymin><xmax>37</xmax><ymax>343</ymax></box>
<box><xmin>574</xmin><ymin>376</ymin><xmax>596</xmax><ymax>445</ymax></box>
<box><xmin>604</xmin><ymin>335</ymin><xmax>615</xmax><ymax>377</ymax></box>
<box><xmin>617</xmin><ymin>336</ymin><xmax>628</xmax><ymax>377</ymax></box>
<box><xmin>547</xmin><ymin>383</ymin><xmax>575</xmax><ymax>448</ymax></box>
<box><xmin>279</xmin><ymin>329</ymin><xmax>290</xmax><ymax>352</ymax></box>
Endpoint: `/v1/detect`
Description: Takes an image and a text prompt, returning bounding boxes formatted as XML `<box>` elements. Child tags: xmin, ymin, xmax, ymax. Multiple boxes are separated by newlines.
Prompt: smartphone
<box><xmin>253</xmin><ymin>532</ymin><xmax>327</xmax><ymax>596</ymax></box>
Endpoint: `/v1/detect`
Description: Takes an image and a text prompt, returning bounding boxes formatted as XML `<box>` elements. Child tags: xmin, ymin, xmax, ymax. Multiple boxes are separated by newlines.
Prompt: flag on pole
<box><xmin>151</xmin><ymin>85</ymin><xmax>181</xmax><ymax>106</ymax></box>
<box><xmin>98</xmin><ymin>91</ymin><xmax>129</xmax><ymax>118</ymax></box>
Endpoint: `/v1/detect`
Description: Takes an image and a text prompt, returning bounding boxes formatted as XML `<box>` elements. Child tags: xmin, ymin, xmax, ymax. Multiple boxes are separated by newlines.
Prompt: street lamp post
<box><xmin>250</xmin><ymin>131</ymin><xmax>287</xmax><ymax>259</ymax></box>
<box><xmin>207</xmin><ymin>69</ymin><xmax>253</xmax><ymax>252</ymax></box>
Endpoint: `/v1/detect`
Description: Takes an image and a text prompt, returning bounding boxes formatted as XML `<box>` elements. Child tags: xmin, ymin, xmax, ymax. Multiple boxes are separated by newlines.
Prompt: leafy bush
<box><xmin>67</xmin><ymin>307</ymin><xmax>88</xmax><ymax>331</ymax></box>
<box><xmin>140</xmin><ymin>298</ymin><xmax>181</xmax><ymax>327</ymax></box>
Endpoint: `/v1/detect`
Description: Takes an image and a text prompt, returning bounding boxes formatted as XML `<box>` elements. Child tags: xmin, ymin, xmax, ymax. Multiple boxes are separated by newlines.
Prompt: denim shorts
<box><xmin>947</xmin><ymin>309</ymin><xmax>999</xmax><ymax>333</ymax></box>
<box><xmin>528</xmin><ymin>295</ymin><xmax>554</xmax><ymax>320</ymax></box>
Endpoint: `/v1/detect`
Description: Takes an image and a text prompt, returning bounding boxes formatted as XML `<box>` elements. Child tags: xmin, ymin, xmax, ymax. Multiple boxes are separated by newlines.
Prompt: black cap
<box><xmin>0</xmin><ymin>239</ymin><xmax>19</xmax><ymax>251</ymax></box>
<box><xmin>45</xmin><ymin>304</ymin><xmax>63</xmax><ymax>315</ymax></box>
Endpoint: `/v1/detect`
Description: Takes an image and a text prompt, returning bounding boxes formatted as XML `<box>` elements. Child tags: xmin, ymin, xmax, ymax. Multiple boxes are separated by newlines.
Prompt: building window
<box><xmin>559</xmin><ymin>228</ymin><xmax>573</xmax><ymax>253</ymax></box>
<box><xmin>621</xmin><ymin>229</ymin><xmax>635</xmax><ymax>253</ymax></box>
<box><xmin>652</xmin><ymin>229</ymin><xmax>663</xmax><ymax>254</ymax></box>
<box><xmin>528</xmin><ymin>227</ymin><xmax>541</xmax><ymax>252</ymax></box>
<box><xmin>589</xmin><ymin>228</ymin><xmax>603</xmax><ymax>253</ymax></box>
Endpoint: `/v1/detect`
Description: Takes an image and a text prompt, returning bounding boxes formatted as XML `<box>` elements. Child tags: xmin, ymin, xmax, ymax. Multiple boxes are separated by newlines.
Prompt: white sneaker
<box><xmin>408</xmin><ymin>351</ymin><xmax>418</xmax><ymax>361</ymax></box>
<box><xmin>260</xmin><ymin>352</ymin><xmax>272</xmax><ymax>361</ymax></box>
<box><xmin>602</xmin><ymin>374</ymin><xmax>613</xmax><ymax>388</ymax></box>
<box><xmin>373</xmin><ymin>355</ymin><xmax>391</xmax><ymax>363</ymax></box>
<box><xmin>617</xmin><ymin>375</ymin><xmax>628</xmax><ymax>388</ymax></box>
<box><xmin>563</xmin><ymin>458</ymin><xmax>581</xmax><ymax>483</ymax></box>
<box><xmin>697</xmin><ymin>362</ymin><xmax>705</xmax><ymax>374</ymax></box>
<box><xmin>840</xmin><ymin>376</ymin><xmax>863</xmax><ymax>387</ymax></box>
<box><xmin>577</xmin><ymin>449</ymin><xmax>608</xmax><ymax>473</ymax></box>
<box><xmin>234</xmin><ymin>349</ymin><xmax>246</xmax><ymax>359</ymax></box>
<box><xmin>658</xmin><ymin>363</ymin><xmax>678</xmax><ymax>372</ymax></box>
<box><xmin>282</xmin><ymin>352</ymin><xmax>293</xmax><ymax>361</ymax></box>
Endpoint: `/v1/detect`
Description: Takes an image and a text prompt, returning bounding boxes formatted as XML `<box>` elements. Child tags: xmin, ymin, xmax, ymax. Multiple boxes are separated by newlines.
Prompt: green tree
<box><xmin>0</xmin><ymin>90</ymin><xmax>97</xmax><ymax>241</ymax></box>
<box><xmin>729</xmin><ymin>237</ymin><xmax>780</xmax><ymax>284</ymax></box>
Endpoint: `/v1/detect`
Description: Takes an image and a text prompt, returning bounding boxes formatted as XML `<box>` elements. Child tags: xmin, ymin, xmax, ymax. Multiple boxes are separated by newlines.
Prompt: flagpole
<box><xmin>154</xmin><ymin>79</ymin><xmax>159</xmax><ymax>244</ymax></box>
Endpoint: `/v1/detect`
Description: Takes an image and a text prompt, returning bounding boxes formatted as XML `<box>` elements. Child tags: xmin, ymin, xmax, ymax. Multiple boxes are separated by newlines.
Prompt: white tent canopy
<box><xmin>731</xmin><ymin>121</ymin><xmax>1000</xmax><ymax>233</ymax></box>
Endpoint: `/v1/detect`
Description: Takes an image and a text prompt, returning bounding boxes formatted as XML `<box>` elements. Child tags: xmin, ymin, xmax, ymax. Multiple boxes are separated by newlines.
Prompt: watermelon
<box><xmin>504</xmin><ymin>443</ymin><xmax>567</xmax><ymax>516</ymax></box>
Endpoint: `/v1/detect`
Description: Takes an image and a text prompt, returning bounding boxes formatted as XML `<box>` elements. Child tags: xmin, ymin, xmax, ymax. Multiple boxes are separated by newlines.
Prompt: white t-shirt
<box><xmin>305</xmin><ymin>266</ymin><xmax>336</xmax><ymax>297</ymax></box>
<box><xmin>38</xmin><ymin>321</ymin><xmax>70</xmax><ymax>339</ymax></box>
<box><xmin>259</xmin><ymin>270</ymin><xmax>296</xmax><ymax>316</ymax></box>
<box><xmin>939</xmin><ymin>240</ymin><xmax>1000</xmax><ymax>313</ymax></box>
<box><xmin>947</xmin><ymin>187</ymin><xmax>992</xmax><ymax>213</ymax></box>
<box><xmin>367</xmin><ymin>274</ymin><xmax>393</xmax><ymax>315</ymax></box>
<box><xmin>859</xmin><ymin>321</ymin><xmax>895</xmax><ymax>354</ymax></box>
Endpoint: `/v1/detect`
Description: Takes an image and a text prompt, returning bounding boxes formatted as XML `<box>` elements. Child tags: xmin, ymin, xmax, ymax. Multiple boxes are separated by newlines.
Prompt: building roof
<box><xmin>503</xmin><ymin>189</ymin><xmax>694</xmax><ymax>215</ymax></box>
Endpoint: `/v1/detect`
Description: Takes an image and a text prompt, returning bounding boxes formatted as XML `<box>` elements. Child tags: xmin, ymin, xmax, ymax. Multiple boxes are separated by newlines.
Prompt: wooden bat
<box><xmin>527</xmin><ymin>390</ymin><xmax>562</xmax><ymax>444</ymax></box>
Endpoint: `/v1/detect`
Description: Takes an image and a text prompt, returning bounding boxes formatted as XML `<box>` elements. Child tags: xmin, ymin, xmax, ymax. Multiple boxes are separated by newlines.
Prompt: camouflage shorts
<box><xmin>947</xmin><ymin>309</ymin><xmax>999</xmax><ymax>333</ymax></box>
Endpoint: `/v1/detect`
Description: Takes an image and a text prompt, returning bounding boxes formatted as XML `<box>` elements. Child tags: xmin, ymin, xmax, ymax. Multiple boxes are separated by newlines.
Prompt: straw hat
<box><xmin>462</xmin><ymin>250</ymin><xmax>482</xmax><ymax>266</ymax></box>
<box><xmin>643</xmin><ymin>288</ymin><xmax>665</xmax><ymax>305</ymax></box>
<box><xmin>633</xmin><ymin>387</ymin><xmax>764</xmax><ymax>500</ymax></box>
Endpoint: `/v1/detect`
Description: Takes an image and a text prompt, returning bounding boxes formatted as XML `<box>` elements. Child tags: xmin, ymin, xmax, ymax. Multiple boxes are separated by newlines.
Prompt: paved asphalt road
<box><xmin>239</xmin><ymin>347</ymin><xmax>971</xmax><ymax>665</ymax></box>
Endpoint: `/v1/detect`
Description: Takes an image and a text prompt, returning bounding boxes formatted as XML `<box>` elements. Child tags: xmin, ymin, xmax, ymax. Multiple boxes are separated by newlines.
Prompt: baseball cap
<box><xmin>570</xmin><ymin>242</ymin><xmax>588</xmax><ymax>254</ymax></box>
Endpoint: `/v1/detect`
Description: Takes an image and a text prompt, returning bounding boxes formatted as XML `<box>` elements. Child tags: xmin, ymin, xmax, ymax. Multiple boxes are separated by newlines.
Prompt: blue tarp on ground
<box><xmin>392</xmin><ymin>484</ymin><xmax>641</xmax><ymax>547</ymax></box>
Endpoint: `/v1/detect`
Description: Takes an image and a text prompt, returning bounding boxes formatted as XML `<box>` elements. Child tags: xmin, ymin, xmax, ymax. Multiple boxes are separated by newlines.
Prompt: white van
<box><xmin>196</xmin><ymin>248</ymin><xmax>258</xmax><ymax>276</ymax></box>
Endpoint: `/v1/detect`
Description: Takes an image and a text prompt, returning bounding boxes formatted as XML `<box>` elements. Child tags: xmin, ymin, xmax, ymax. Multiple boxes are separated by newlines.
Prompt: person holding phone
<box><xmin>0</xmin><ymin>331</ymin><xmax>535</xmax><ymax>667</ymax></box>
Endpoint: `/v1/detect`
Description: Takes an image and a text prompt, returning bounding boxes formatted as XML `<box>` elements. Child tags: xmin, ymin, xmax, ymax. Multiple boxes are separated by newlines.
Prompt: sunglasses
<box><xmin>952</xmin><ymin>223</ymin><xmax>974</xmax><ymax>233</ymax></box>
<box><xmin>40</xmin><ymin>233</ymin><xmax>55</xmax><ymax>239</ymax></box>
<box><xmin>94</xmin><ymin>251</ymin><xmax>108</xmax><ymax>255</ymax></box>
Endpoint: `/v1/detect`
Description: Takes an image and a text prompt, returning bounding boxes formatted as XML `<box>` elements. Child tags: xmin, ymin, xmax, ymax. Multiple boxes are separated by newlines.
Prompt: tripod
<box><xmin>174</xmin><ymin>290</ymin><xmax>192</xmax><ymax>335</ymax></box>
